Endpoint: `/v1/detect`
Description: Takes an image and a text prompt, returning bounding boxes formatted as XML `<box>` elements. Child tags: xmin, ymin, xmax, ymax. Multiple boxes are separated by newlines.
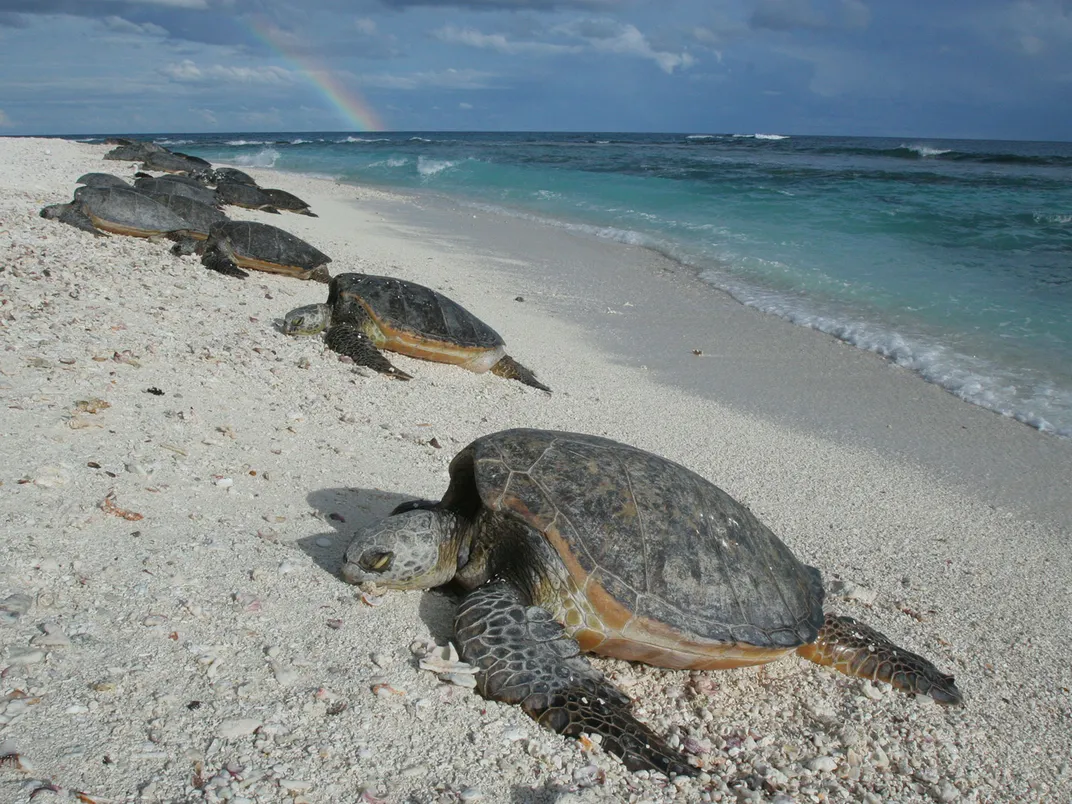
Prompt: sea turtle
<box><xmin>282</xmin><ymin>273</ymin><xmax>550</xmax><ymax>391</ymax></box>
<box><xmin>197</xmin><ymin>220</ymin><xmax>331</xmax><ymax>281</ymax></box>
<box><xmin>342</xmin><ymin>429</ymin><xmax>962</xmax><ymax>776</ymax></box>
<box><xmin>261</xmin><ymin>188</ymin><xmax>317</xmax><ymax>217</ymax></box>
<box><xmin>134</xmin><ymin>177</ymin><xmax>217</xmax><ymax>208</ymax></box>
<box><xmin>103</xmin><ymin>139</ymin><xmax>167</xmax><ymax>162</ymax></box>
<box><xmin>215</xmin><ymin>181</ymin><xmax>280</xmax><ymax>213</ymax></box>
<box><xmin>76</xmin><ymin>172</ymin><xmax>131</xmax><ymax>189</ymax></box>
<box><xmin>139</xmin><ymin>192</ymin><xmax>228</xmax><ymax>240</ymax></box>
<box><xmin>44</xmin><ymin>187</ymin><xmax>191</xmax><ymax>238</ymax></box>
<box><xmin>211</xmin><ymin>167</ymin><xmax>257</xmax><ymax>186</ymax></box>
<box><xmin>141</xmin><ymin>150</ymin><xmax>212</xmax><ymax>175</ymax></box>
<box><xmin>135</xmin><ymin>172</ymin><xmax>209</xmax><ymax>189</ymax></box>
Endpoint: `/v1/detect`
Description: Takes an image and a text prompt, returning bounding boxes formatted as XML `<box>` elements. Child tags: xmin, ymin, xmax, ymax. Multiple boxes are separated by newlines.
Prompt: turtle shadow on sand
<box><xmin>301</xmin><ymin>485</ymin><xmax>458</xmax><ymax>643</ymax></box>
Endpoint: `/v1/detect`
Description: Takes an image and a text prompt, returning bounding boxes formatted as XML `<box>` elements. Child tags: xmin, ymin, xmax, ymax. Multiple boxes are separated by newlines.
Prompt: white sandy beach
<box><xmin>1</xmin><ymin>137</ymin><xmax>1069</xmax><ymax>803</ymax></box>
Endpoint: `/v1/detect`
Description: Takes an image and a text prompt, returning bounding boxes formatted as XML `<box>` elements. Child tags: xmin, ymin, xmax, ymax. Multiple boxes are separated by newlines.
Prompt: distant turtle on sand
<box><xmin>342</xmin><ymin>428</ymin><xmax>962</xmax><ymax>776</ymax></box>
<box><xmin>215</xmin><ymin>181</ymin><xmax>280</xmax><ymax>213</ymax></box>
<box><xmin>141</xmin><ymin>150</ymin><xmax>212</xmax><ymax>175</ymax></box>
<box><xmin>43</xmin><ymin>187</ymin><xmax>191</xmax><ymax>239</ymax></box>
<box><xmin>211</xmin><ymin>167</ymin><xmax>258</xmax><ymax>186</ymax></box>
<box><xmin>76</xmin><ymin>172</ymin><xmax>131</xmax><ymax>189</ymax></box>
<box><xmin>261</xmin><ymin>188</ymin><xmax>317</xmax><ymax>217</ymax></box>
<box><xmin>103</xmin><ymin>139</ymin><xmax>167</xmax><ymax>162</ymax></box>
<box><xmin>134</xmin><ymin>177</ymin><xmax>217</xmax><ymax>208</ymax></box>
<box><xmin>135</xmin><ymin>172</ymin><xmax>208</xmax><ymax>189</ymax></box>
<box><xmin>192</xmin><ymin>220</ymin><xmax>331</xmax><ymax>281</ymax></box>
<box><xmin>282</xmin><ymin>273</ymin><xmax>550</xmax><ymax>391</ymax></box>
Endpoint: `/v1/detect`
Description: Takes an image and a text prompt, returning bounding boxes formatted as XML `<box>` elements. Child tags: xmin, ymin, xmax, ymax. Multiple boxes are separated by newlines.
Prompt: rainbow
<box><xmin>246</xmin><ymin>17</ymin><xmax>386</xmax><ymax>132</ymax></box>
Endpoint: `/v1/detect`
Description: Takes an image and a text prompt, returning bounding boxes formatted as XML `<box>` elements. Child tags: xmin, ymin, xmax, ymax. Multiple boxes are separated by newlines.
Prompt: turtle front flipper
<box><xmin>456</xmin><ymin>581</ymin><xmax>696</xmax><ymax>777</ymax></box>
<box><xmin>201</xmin><ymin>244</ymin><xmax>249</xmax><ymax>279</ymax></box>
<box><xmin>796</xmin><ymin>613</ymin><xmax>962</xmax><ymax>705</ymax></box>
<box><xmin>325</xmin><ymin>322</ymin><xmax>412</xmax><ymax>381</ymax></box>
<box><xmin>490</xmin><ymin>355</ymin><xmax>551</xmax><ymax>393</ymax></box>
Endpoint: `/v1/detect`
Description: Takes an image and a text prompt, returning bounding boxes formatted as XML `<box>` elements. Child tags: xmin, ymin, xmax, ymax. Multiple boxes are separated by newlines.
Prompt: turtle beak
<box><xmin>341</xmin><ymin>549</ymin><xmax>395</xmax><ymax>584</ymax></box>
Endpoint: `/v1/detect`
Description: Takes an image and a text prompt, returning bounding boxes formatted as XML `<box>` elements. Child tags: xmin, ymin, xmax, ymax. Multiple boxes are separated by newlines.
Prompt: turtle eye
<box><xmin>359</xmin><ymin>550</ymin><xmax>395</xmax><ymax>573</ymax></box>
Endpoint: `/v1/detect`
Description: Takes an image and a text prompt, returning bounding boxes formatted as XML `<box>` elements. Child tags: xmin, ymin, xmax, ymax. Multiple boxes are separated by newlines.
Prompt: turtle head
<box><xmin>283</xmin><ymin>303</ymin><xmax>332</xmax><ymax>337</ymax></box>
<box><xmin>341</xmin><ymin>508</ymin><xmax>460</xmax><ymax>590</ymax></box>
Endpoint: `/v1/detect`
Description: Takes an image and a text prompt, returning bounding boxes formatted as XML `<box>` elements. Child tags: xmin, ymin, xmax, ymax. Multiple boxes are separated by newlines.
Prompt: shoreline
<box><xmin>344</xmin><ymin>184</ymin><xmax>1072</xmax><ymax>529</ymax></box>
<box><xmin>1</xmin><ymin>137</ymin><xmax>1069</xmax><ymax>802</ymax></box>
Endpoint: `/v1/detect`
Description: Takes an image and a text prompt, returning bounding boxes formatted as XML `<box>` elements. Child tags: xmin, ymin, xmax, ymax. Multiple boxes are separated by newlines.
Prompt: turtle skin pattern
<box><xmin>456</xmin><ymin>581</ymin><xmax>696</xmax><ymax>776</ymax></box>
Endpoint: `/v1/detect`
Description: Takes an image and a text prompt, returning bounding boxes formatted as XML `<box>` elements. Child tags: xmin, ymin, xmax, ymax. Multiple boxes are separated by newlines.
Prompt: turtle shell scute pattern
<box><xmin>331</xmin><ymin>274</ymin><xmax>504</xmax><ymax>349</ymax></box>
<box><xmin>461</xmin><ymin>429</ymin><xmax>825</xmax><ymax>650</ymax></box>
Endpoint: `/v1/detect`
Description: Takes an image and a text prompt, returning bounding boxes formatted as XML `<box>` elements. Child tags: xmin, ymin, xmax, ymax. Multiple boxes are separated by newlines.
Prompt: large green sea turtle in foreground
<box><xmin>193</xmin><ymin>220</ymin><xmax>331</xmax><ymax>281</ymax></box>
<box><xmin>283</xmin><ymin>273</ymin><xmax>549</xmax><ymax>391</ymax></box>
<box><xmin>343</xmin><ymin>429</ymin><xmax>962</xmax><ymax>776</ymax></box>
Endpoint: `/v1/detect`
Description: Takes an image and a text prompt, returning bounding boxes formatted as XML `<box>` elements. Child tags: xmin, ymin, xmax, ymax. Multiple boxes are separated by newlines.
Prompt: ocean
<box><xmin>80</xmin><ymin>131</ymin><xmax>1072</xmax><ymax>437</ymax></box>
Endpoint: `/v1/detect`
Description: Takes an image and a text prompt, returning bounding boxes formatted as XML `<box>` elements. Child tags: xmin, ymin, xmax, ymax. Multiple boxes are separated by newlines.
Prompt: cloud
<box><xmin>105</xmin><ymin>0</ymin><xmax>209</xmax><ymax>7</ymax></box>
<box><xmin>0</xmin><ymin>109</ymin><xmax>12</xmax><ymax>127</ymax></box>
<box><xmin>359</xmin><ymin>68</ymin><xmax>498</xmax><ymax>90</ymax></box>
<box><xmin>436</xmin><ymin>19</ymin><xmax>695</xmax><ymax>74</ymax></box>
<box><xmin>433</xmin><ymin>25</ymin><xmax>580</xmax><ymax>55</ymax></box>
<box><xmin>103</xmin><ymin>15</ymin><xmax>168</xmax><ymax>36</ymax></box>
<box><xmin>750</xmin><ymin>0</ymin><xmax>871</xmax><ymax>32</ymax></box>
<box><xmin>555</xmin><ymin>19</ymin><xmax>696</xmax><ymax>73</ymax></box>
<box><xmin>1003</xmin><ymin>0</ymin><xmax>1072</xmax><ymax>56</ymax></box>
<box><xmin>459</xmin><ymin>101</ymin><xmax>473</xmax><ymax>109</ymax></box>
<box><xmin>0</xmin><ymin>0</ymin><xmax>207</xmax><ymax>12</ymax></box>
<box><xmin>193</xmin><ymin>107</ymin><xmax>218</xmax><ymax>125</ymax></box>
<box><xmin>378</xmin><ymin>0</ymin><xmax>625</xmax><ymax>9</ymax></box>
<box><xmin>159</xmin><ymin>59</ymin><xmax>297</xmax><ymax>85</ymax></box>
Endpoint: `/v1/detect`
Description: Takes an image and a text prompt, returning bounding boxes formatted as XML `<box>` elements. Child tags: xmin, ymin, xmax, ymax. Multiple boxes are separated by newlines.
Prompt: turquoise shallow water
<box><xmin>81</xmin><ymin>131</ymin><xmax>1072</xmax><ymax>437</ymax></box>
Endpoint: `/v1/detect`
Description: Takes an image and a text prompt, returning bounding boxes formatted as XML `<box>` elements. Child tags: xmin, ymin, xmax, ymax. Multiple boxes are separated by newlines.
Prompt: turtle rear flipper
<box><xmin>456</xmin><ymin>581</ymin><xmax>696</xmax><ymax>777</ymax></box>
<box><xmin>490</xmin><ymin>355</ymin><xmax>550</xmax><ymax>393</ymax></box>
<box><xmin>796</xmin><ymin>613</ymin><xmax>962</xmax><ymax>705</ymax></box>
<box><xmin>325</xmin><ymin>323</ymin><xmax>412</xmax><ymax>380</ymax></box>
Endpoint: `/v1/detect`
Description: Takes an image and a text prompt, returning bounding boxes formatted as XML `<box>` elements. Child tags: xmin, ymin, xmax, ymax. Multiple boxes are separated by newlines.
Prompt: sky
<box><xmin>0</xmin><ymin>0</ymin><xmax>1070</xmax><ymax>140</ymax></box>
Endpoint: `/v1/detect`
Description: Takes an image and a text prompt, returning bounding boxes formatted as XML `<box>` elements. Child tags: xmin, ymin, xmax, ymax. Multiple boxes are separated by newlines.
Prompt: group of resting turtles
<box><xmin>39</xmin><ymin>139</ymin><xmax>550</xmax><ymax>391</ymax></box>
<box><xmin>40</xmin><ymin>139</ymin><xmax>962</xmax><ymax>777</ymax></box>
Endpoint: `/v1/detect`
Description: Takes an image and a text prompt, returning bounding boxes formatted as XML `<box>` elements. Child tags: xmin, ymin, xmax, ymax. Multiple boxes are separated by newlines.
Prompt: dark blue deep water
<box><xmin>80</xmin><ymin>131</ymin><xmax>1072</xmax><ymax>436</ymax></box>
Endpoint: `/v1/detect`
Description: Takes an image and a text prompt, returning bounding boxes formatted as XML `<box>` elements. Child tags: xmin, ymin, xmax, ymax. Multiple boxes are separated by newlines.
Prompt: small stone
<box><xmin>271</xmin><ymin>662</ymin><xmax>300</xmax><ymax>686</ymax></box>
<box><xmin>935</xmin><ymin>781</ymin><xmax>960</xmax><ymax>802</ymax></box>
<box><xmin>861</xmin><ymin>681</ymin><xmax>884</xmax><ymax>700</ymax></box>
<box><xmin>0</xmin><ymin>594</ymin><xmax>34</xmax><ymax>619</ymax></box>
<box><xmin>458</xmin><ymin>787</ymin><xmax>484</xmax><ymax>802</ymax></box>
<box><xmin>502</xmin><ymin>726</ymin><xmax>526</xmax><ymax>742</ymax></box>
<box><xmin>400</xmin><ymin>763</ymin><xmax>428</xmax><ymax>778</ymax></box>
<box><xmin>871</xmin><ymin>746</ymin><xmax>890</xmax><ymax>769</ymax></box>
<box><xmin>214</xmin><ymin>477</ymin><xmax>233</xmax><ymax>488</ymax></box>
<box><xmin>142</xmin><ymin>614</ymin><xmax>168</xmax><ymax>626</ymax></box>
<box><xmin>443</xmin><ymin>672</ymin><xmax>477</xmax><ymax>688</ymax></box>
<box><xmin>5</xmin><ymin>648</ymin><xmax>45</xmax><ymax>666</ymax></box>
<box><xmin>217</xmin><ymin>719</ymin><xmax>261</xmax><ymax>739</ymax></box>
<box><xmin>315</xmin><ymin>536</ymin><xmax>332</xmax><ymax>548</ymax></box>
<box><xmin>807</xmin><ymin>755</ymin><xmax>837</xmax><ymax>773</ymax></box>
<box><xmin>279</xmin><ymin>779</ymin><xmax>312</xmax><ymax>791</ymax></box>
